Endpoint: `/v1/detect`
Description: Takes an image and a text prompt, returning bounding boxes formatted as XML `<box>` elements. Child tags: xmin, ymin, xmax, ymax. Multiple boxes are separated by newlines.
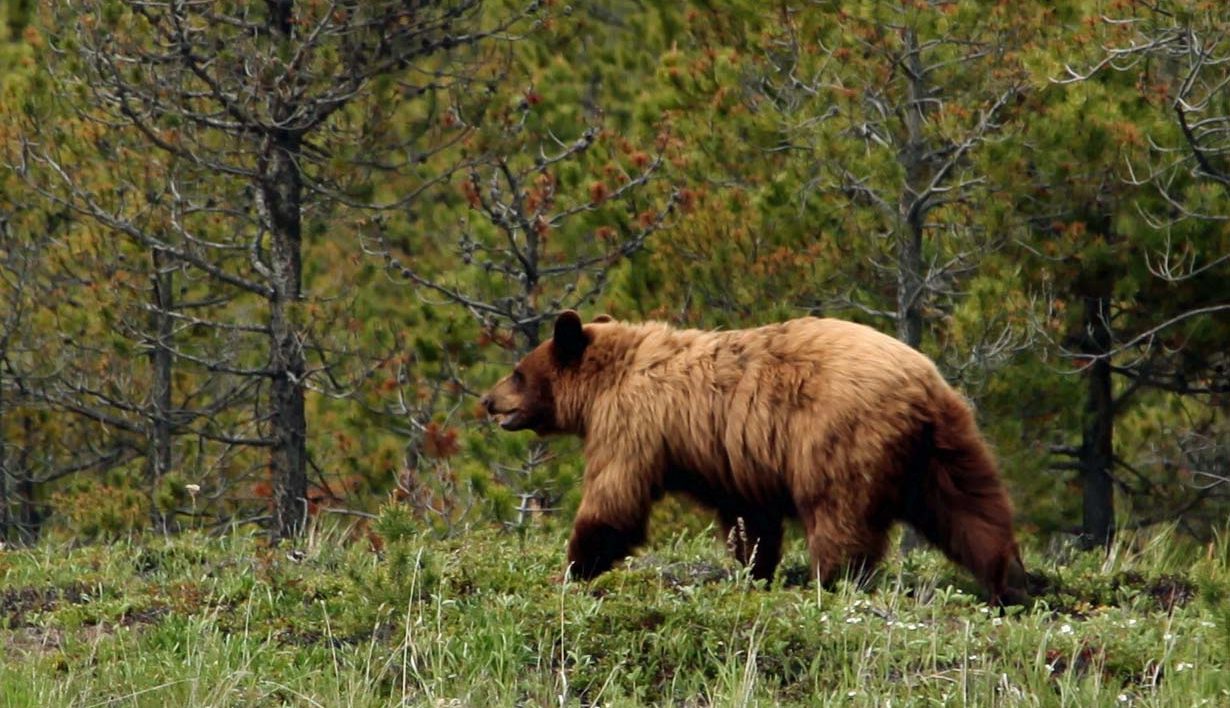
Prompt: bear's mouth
<box><xmin>491</xmin><ymin>409</ymin><xmax>527</xmax><ymax>431</ymax></box>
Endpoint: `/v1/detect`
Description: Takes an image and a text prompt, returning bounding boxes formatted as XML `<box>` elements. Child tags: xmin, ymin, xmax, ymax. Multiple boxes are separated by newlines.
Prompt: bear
<box><xmin>480</xmin><ymin>311</ymin><xmax>1029</xmax><ymax>605</ymax></box>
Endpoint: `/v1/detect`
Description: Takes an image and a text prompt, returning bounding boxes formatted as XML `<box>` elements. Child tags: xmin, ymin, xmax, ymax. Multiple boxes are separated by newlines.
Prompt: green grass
<box><xmin>2</xmin><ymin>518</ymin><xmax>1228</xmax><ymax>707</ymax></box>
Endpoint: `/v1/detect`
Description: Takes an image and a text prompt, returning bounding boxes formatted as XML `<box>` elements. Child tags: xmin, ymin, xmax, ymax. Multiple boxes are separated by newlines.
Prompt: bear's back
<box><xmin>611</xmin><ymin>317</ymin><xmax>945</xmax><ymax>403</ymax></box>
<box><xmin>589</xmin><ymin>317</ymin><xmax>955</xmax><ymax>500</ymax></box>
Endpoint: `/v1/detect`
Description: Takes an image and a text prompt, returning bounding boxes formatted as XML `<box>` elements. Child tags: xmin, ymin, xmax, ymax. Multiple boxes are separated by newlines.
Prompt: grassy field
<box><xmin>2</xmin><ymin>513</ymin><xmax>1228</xmax><ymax>707</ymax></box>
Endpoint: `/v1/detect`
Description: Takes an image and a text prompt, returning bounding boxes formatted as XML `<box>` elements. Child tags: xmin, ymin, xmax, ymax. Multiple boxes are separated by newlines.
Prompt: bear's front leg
<box><xmin>565</xmin><ymin>460</ymin><xmax>654</xmax><ymax>580</ymax></box>
<box><xmin>567</xmin><ymin>516</ymin><xmax>647</xmax><ymax>580</ymax></box>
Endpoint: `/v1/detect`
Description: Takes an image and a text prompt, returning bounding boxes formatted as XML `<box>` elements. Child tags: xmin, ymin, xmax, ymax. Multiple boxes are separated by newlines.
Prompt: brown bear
<box><xmin>481</xmin><ymin>311</ymin><xmax>1028</xmax><ymax>605</ymax></box>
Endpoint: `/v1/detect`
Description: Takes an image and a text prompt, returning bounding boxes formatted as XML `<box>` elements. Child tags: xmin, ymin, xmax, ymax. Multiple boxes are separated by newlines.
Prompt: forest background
<box><xmin>0</xmin><ymin>0</ymin><xmax>1227</xmax><ymax>553</ymax></box>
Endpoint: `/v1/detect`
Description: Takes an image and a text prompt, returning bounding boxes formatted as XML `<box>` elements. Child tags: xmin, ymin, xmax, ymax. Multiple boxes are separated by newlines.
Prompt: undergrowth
<box><xmin>1</xmin><ymin>516</ymin><xmax>1228</xmax><ymax>706</ymax></box>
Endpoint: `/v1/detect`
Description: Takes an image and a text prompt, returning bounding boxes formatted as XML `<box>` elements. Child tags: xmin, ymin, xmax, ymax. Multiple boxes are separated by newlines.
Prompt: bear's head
<box><xmin>481</xmin><ymin>311</ymin><xmax>602</xmax><ymax>435</ymax></box>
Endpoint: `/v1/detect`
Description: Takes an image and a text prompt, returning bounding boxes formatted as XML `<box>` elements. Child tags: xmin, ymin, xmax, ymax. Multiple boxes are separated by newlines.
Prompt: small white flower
<box><xmin>992</xmin><ymin>617</ymin><xmax>1004</xmax><ymax>627</ymax></box>
<box><xmin>845</xmin><ymin>616</ymin><xmax>863</xmax><ymax>624</ymax></box>
<box><xmin>979</xmin><ymin>606</ymin><xmax>990</xmax><ymax>614</ymax></box>
<box><xmin>185</xmin><ymin>484</ymin><xmax>201</xmax><ymax>495</ymax></box>
<box><xmin>1201</xmin><ymin>621</ymin><xmax>1216</xmax><ymax>628</ymax></box>
<box><xmin>1127</xmin><ymin>619</ymin><xmax>1138</xmax><ymax>627</ymax></box>
<box><xmin>1118</xmin><ymin>693</ymin><xmax>1130</xmax><ymax>703</ymax></box>
<box><xmin>1176</xmin><ymin>662</ymin><xmax>1194</xmax><ymax>672</ymax></box>
<box><xmin>1164</xmin><ymin>633</ymin><xmax>1174</xmax><ymax>642</ymax></box>
<box><xmin>847</xmin><ymin>691</ymin><xmax>858</xmax><ymax>698</ymax></box>
<box><xmin>1060</xmin><ymin>624</ymin><xmax>1073</xmax><ymax>635</ymax></box>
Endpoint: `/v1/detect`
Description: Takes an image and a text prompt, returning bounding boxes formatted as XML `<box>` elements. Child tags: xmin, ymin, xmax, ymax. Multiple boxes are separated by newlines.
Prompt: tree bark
<box><xmin>896</xmin><ymin>221</ymin><xmax>925</xmax><ymax>350</ymax></box>
<box><xmin>0</xmin><ymin>376</ymin><xmax>8</xmax><ymax>543</ymax></box>
<box><xmin>147</xmin><ymin>247</ymin><xmax>174</xmax><ymax>530</ymax></box>
<box><xmin>1080</xmin><ymin>295</ymin><xmax>1116</xmax><ymax>549</ymax></box>
<box><xmin>16</xmin><ymin>414</ymin><xmax>38</xmax><ymax>543</ymax></box>
<box><xmin>896</xmin><ymin>28</ymin><xmax>928</xmax><ymax>352</ymax></box>
<box><xmin>5</xmin><ymin>0</ymin><xmax>33</xmax><ymax>40</ymax></box>
<box><xmin>895</xmin><ymin>28</ymin><xmax>928</xmax><ymax>552</ymax></box>
<box><xmin>255</xmin><ymin>0</ymin><xmax>309</xmax><ymax>540</ymax></box>
<box><xmin>264</xmin><ymin>124</ymin><xmax>308</xmax><ymax>539</ymax></box>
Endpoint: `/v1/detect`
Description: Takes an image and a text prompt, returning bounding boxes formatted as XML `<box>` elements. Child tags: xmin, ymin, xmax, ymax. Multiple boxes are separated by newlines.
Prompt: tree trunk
<box><xmin>16</xmin><ymin>414</ymin><xmax>38</xmax><ymax>544</ymax></box>
<box><xmin>896</xmin><ymin>27</ymin><xmax>927</xmax><ymax>552</ymax></box>
<box><xmin>896</xmin><ymin>221</ymin><xmax>925</xmax><ymax>350</ymax></box>
<box><xmin>896</xmin><ymin>28</ymin><xmax>928</xmax><ymax>352</ymax></box>
<box><xmin>264</xmin><ymin>124</ymin><xmax>308</xmax><ymax>539</ymax></box>
<box><xmin>147</xmin><ymin>247</ymin><xmax>174</xmax><ymax>530</ymax></box>
<box><xmin>1080</xmin><ymin>295</ymin><xmax>1116</xmax><ymax>549</ymax></box>
<box><xmin>5</xmin><ymin>0</ymin><xmax>33</xmax><ymax>40</ymax></box>
<box><xmin>896</xmin><ymin>215</ymin><xmax>928</xmax><ymax>552</ymax></box>
<box><xmin>259</xmin><ymin>0</ymin><xmax>308</xmax><ymax>540</ymax></box>
<box><xmin>0</xmin><ymin>377</ymin><xmax>8</xmax><ymax>543</ymax></box>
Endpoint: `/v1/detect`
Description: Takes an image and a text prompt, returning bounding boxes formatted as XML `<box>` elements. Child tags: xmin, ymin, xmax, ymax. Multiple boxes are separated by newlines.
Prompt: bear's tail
<box><xmin>902</xmin><ymin>392</ymin><xmax>1029</xmax><ymax>607</ymax></box>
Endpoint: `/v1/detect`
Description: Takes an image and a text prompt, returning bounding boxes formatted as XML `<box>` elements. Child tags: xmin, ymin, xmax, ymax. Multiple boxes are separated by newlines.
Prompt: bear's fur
<box><xmin>481</xmin><ymin>311</ymin><xmax>1028</xmax><ymax>605</ymax></box>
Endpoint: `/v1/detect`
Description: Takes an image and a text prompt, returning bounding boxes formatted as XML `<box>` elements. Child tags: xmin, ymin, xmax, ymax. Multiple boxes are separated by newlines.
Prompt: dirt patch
<box><xmin>777</xmin><ymin>563</ymin><xmax>814</xmax><ymax>588</ymax></box>
<box><xmin>625</xmin><ymin>555</ymin><xmax>735</xmax><ymax>588</ymax></box>
<box><xmin>1046</xmin><ymin>643</ymin><xmax>1106</xmax><ymax>680</ymax></box>
<box><xmin>275</xmin><ymin>627</ymin><xmax>377</xmax><ymax>648</ymax></box>
<box><xmin>3</xmin><ymin>596</ymin><xmax>169</xmax><ymax>657</ymax></box>
<box><xmin>1141</xmin><ymin>575</ymin><xmax>1196</xmax><ymax>612</ymax></box>
<box><xmin>1024</xmin><ymin>570</ymin><xmax>1198</xmax><ymax>616</ymax></box>
<box><xmin>4</xmin><ymin>625</ymin><xmax>65</xmax><ymax>654</ymax></box>
<box><xmin>1</xmin><ymin>583</ymin><xmax>92</xmax><ymax>628</ymax></box>
<box><xmin>119</xmin><ymin>604</ymin><xmax>169</xmax><ymax>626</ymax></box>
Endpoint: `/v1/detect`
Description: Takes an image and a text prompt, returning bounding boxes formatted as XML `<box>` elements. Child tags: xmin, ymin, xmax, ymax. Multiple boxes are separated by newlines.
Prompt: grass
<box><xmin>1</xmin><ymin>515</ymin><xmax>1229</xmax><ymax>707</ymax></box>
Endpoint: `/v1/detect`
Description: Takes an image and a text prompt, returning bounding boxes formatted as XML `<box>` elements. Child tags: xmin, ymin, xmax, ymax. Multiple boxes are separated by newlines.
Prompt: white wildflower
<box><xmin>1059</xmin><ymin>624</ymin><xmax>1073</xmax><ymax>635</ymax></box>
<box><xmin>1176</xmin><ymin>662</ymin><xmax>1194</xmax><ymax>672</ymax></box>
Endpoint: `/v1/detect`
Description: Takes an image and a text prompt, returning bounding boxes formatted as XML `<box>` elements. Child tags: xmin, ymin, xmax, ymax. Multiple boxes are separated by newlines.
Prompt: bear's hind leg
<box><xmin>719</xmin><ymin>510</ymin><xmax>783</xmax><ymax>582</ymax></box>
<box><xmin>802</xmin><ymin>509</ymin><xmax>888</xmax><ymax>589</ymax></box>
<box><xmin>842</xmin><ymin>531</ymin><xmax>889</xmax><ymax>589</ymax></box>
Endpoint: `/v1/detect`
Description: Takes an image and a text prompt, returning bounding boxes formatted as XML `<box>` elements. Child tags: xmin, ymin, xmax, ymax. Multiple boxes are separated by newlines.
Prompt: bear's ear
<box><xmin>552</xmin><ymin>310</ymin><xmax>587</xmax><ymax>364</ymax></box>
<box><xmin>592</xmin><ymin>314</ymin><xmax>613</xmax><ymax>323</ymax></box>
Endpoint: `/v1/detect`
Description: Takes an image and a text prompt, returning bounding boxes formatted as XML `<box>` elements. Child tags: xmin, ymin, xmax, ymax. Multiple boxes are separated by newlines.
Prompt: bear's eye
<box><xmin>511</xmin><ymin>369</ymin><xmax>525</xmax><ymax>387</ymax></box>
